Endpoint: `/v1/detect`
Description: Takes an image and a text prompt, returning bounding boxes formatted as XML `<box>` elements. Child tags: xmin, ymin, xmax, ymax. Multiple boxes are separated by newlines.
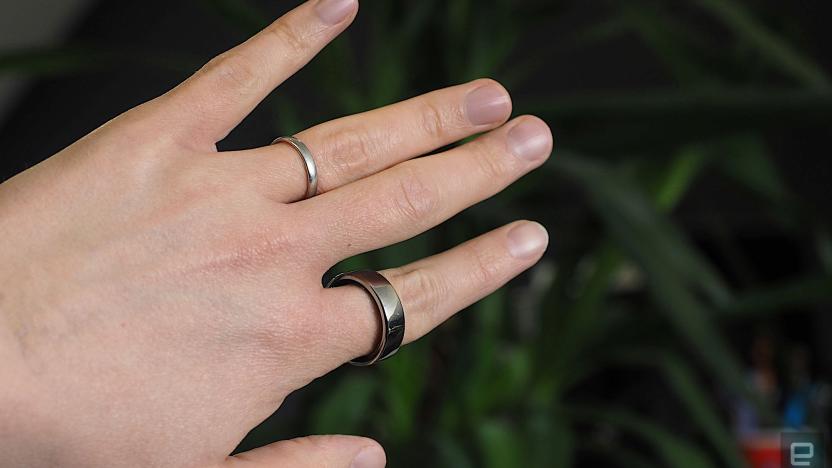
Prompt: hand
<box><xmin>0</xmin><ymin>0</ymin><xmax>552</xmax><ymax>466</ymax></box>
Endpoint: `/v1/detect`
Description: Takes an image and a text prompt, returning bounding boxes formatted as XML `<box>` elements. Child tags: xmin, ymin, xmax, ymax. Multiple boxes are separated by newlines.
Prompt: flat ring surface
<box><xmin>326</xmin><ymin>270</ymin><xmax>405</xmax><ymax>366</ymax></box>
<box><xmin>270</xmin><ymin>136</ymin><xmax>318</xmax><ymax>200</ymax></box>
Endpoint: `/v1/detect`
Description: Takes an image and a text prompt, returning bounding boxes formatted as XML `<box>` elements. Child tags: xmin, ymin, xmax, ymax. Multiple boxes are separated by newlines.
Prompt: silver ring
<box><xmin>326</xmin><ymin>270</ymin><xmax>405</xmax><ymax>366</ymax></box>
<box><xmin>270</xmin><ymin>136</ymin><xmax>318</xmax><ymax>200</ymax></box>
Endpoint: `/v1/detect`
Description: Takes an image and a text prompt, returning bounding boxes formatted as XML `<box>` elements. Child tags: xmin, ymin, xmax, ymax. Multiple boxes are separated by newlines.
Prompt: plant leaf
<box><xmin>551</xmin><ymin>154</ymin><xmax>775</xmax><ymax>423</ymax></box>
<box><xmin>570</xmin><ymin>406</ymin><xmax>717</xmax><ymax>468</ymax></box>
<box><xmin>690</xmin><ymin>0</ymin><xmax>830</xmax><ymax>89</ymax></box>
<box><xmin>551</xmin><ymin>153</ymin><xmax>731</xmax><ymax>305</ymax></box>
<box><xmin>476</xmin><ymin>419</ymin><xmax>526</xmax><ymax>468</ymax></box>
<box><xmin>198</xmin><ymin>0</ymin><xmax>268</xmax><ymax>34</ymax></box>
<box><xmin>309</xmin><ymin>374</ymin><xmax>376</xmax><ymax>434</ymax></box>
<box><xmin>613</xmin><ymin>350</ymin><xmax>746</xmax><ymax>468</ymax></box>
<box><xmin>721</xmin><ymin>274</ymin><xmax>832</xmax><ymax>319</ymax></box>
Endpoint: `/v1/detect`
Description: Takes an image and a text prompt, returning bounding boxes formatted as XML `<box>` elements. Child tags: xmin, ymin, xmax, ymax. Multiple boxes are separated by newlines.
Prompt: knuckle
<box><xmin>201</xmin><ymin>221</ymin><xmax>301</xmax><ymax>276</ymax></box>
<box><xmin>230</xmin><ymin>227</ymin><xmax>298</xmax><ymax>268</ymax></box>
<box><xmin>317</xmin><ymin>127</ymin><xmax>376</xmax><ymax>187</ymax></box>
<box><xmin>392</xmin><ymin>164</ymin><xmax>438</xmax><ymax>224</ymax></box>
<box><xmin>265</xmin><ymin>19</ymin><xmax>308</xmax><ymax>58</ymax></box>
<box><xmin>261</xmin><ymin>295</ymin><xmax>324</xmax><ymax>351</ymax></box>
<box><xmin>248</xmin><ymin>296</ymin><xmax>328</xmax><ymax>382</ymax></box>
<box><xmin>464</xmin><ymin>242</ymin><xmax>500</xmax><ymax>286</ymax></box>
<box><xmin>202</xmin><ymin>52</ymin><xmax>262</xmax><ymax>95</ymax></box>
<box><xmin>418</xmin><ymin>99</ymin><xmax>451</xmax><ymax>141</ymax></box>
<box><xmin>472</xmin><ymin>138</ymin><xmax>510</xmax><ymax>181</ymax></box>
<box><xmin>395</xmin><ymin>267</ymin><xmax>448</xmax><ymax>319</ymax></box>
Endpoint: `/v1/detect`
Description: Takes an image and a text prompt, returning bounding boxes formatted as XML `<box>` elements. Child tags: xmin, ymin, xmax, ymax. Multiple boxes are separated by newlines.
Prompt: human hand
<box><xmin>0</xmin><ymin>0</ymin><xmax>552</xmax><ymax>466</ymax></box>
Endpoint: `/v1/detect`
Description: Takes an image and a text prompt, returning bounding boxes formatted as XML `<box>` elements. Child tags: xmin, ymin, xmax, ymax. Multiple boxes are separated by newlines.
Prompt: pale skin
<box><xmin>0</xmin><ymin>0</ymin><xmax>553</xmax><ymax>466</ymax></box>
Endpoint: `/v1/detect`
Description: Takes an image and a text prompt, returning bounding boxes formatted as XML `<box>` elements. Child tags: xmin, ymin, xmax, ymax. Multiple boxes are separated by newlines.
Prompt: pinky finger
<box><xmin>321</xmin><ymin>221</ymin><xmax>549</xmax><ymax>362</ymax></box>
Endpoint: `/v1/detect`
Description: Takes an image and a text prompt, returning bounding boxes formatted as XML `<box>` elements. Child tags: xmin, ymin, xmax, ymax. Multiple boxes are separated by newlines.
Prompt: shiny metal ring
<box><xmin>326</xmin><ymin>270</ymin><xmax>405</xmax><ymax>366</ymax></box>
<box><xmin>270</xmin><ymin>136</ymin><xmax>318</xmax><ymax>200</ymax></box>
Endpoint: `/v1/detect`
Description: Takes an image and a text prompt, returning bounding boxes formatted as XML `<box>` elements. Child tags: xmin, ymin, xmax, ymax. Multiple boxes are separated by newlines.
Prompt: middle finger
<box><xmin>303</xmin><ymin>115</ymin><xmax>553</xmax><ymax>264</ymax></box>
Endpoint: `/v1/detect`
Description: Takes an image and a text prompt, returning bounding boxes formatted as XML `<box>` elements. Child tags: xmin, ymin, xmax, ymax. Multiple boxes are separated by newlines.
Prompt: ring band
<box><xmin>326</xmin><ymin>270</ymin><xmax>405</xmax><ymax>366</ymax></box>
<box><xmin>270</xmin><ymin>136</ymin><xmax>318</xmax><ymax>200</ymax></box>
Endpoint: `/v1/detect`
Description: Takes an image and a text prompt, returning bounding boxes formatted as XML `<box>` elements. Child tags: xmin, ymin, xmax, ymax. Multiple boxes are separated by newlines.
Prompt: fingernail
<box><xmin>351</xmin><ymin>445</ymin><xmax>386</xmax><ymax>468</ymax></box>
<box><xmin>315</xmin><ymin>0</ymin><xmax>356</xmax><ymax>25</ymax></box>
<box><xmin>465</xmin><ymin>84</ymin><xmax>511</xmax><ymax>126</ymax></box>
<box><xmin>507</xmin><ymin>222</ymin><xmax>548</xmax><ymax>259</ymax></box>
<box><xmin>507</xmin><ymin>118</ymin><xmax>552</xmax><ymax>161</ymax></box>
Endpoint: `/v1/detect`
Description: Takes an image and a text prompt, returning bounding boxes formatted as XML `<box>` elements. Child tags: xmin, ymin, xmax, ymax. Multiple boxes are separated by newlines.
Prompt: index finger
<box><xmin>161</xmin><ymin>0</ymin><xmax>358</xmax><ymax>146</ymax></box>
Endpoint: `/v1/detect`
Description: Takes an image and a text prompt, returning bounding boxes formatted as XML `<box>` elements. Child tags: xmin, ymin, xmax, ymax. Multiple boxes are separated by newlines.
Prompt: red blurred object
<box><xmin>741</xmin><ymin>432</ymin><xmax>782</xmax><ymax>468</ymax></box>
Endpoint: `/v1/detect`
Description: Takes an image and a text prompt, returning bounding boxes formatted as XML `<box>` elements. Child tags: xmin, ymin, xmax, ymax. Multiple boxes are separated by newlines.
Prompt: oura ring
<box><xmin>271</xmin><ymin>136</ymin><xmax>318</xmax><ymax>200</ymax></box>
<box><xmin>326</xmin><ymin>270</ymin><xmax>406</xmax><ymax>366</ymax></box>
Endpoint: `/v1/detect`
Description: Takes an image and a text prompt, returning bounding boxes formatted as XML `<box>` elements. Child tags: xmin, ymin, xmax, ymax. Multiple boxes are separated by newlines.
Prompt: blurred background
<box><xmin>2</xmin><ymin>0</ymin><xmax>831</xmax><ymax>466</ymax></box>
